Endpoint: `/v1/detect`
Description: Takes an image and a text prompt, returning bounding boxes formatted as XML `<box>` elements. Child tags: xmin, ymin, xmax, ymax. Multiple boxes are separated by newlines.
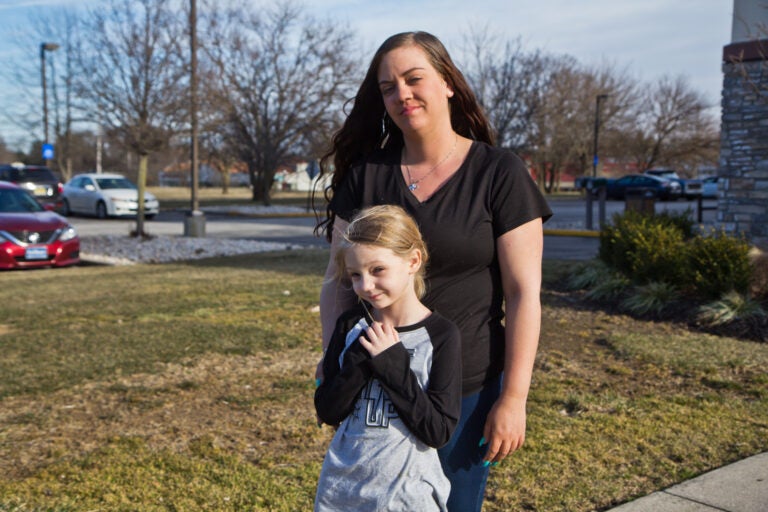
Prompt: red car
<box><xmin>0</xmin><ymin>181</ymin><xmax>80</xmax><ymax>269</ymax></box>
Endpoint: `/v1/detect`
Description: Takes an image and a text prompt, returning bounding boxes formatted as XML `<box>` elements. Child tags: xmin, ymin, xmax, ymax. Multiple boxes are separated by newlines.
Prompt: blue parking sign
<box><xmin>42</xmin><ymin>143</ymin><xmax>54</xmax><ymax>160</ymax></box>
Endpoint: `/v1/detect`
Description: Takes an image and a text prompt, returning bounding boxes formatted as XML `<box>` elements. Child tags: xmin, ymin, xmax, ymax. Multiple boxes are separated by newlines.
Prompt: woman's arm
<box><xmin>482</xmin><ymin>217</ymin><xmax>544</xmax><ymax>464</ymax></box>
<box><xmin>318</xmin><ymin>218</ymin><xmax>357</xmax><ymax>377</ymax></box>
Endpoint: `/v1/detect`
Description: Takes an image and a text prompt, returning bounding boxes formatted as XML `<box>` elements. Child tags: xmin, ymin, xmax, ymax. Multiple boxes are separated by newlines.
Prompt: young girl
<box><xmin>314</xmin><ymin>205</ymin><xmax>462</xmax><ymax>512</ymax></box>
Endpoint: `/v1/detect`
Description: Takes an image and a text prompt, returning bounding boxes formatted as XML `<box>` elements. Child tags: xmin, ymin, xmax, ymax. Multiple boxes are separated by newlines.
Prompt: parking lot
<box><xmin>65</xmin><ymin>196</ymin><xmax>719</xmax><ymax>262</ymax></box>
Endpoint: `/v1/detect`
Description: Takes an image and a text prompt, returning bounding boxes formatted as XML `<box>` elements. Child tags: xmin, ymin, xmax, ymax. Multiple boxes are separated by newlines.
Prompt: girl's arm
<box><xmin>314</xmin><ymin>315</ymin><xmax>372</xmax><ymax>426</ymax></box>
<box><xmin>368</xmin><ymin>318</ymin><xmax>462</xmax><ymax>448</ymax></box>
<box><xmin>482</xmin><ymin>217</ymin><xmax>544</xmax><ymax>463</ymax></box>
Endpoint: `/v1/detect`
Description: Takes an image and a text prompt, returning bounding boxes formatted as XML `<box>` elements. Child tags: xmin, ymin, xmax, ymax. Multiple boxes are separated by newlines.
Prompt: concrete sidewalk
<box><xmin>606</xmin><ymin>451</ymin><xmax>768</xmax><ymax>512</ymax></box>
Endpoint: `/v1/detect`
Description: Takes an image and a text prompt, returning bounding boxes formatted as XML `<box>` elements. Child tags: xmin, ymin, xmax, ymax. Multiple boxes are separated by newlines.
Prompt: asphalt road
<box><xmin>70</xmin><ymin>210</ymin><xmax>324</xmax><ymax>247</ymax></box>
<box><xmin>67</xmin><ymin>197</ymin><xmax>719</xmax><ymax>261</ymax></box>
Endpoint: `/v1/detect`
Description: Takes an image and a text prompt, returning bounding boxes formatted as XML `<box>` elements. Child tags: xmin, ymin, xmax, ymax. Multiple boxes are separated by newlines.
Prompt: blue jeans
<box><xmin>438</xmin><ymin>374</ymin><xmax>502</xmax><ymax>512</ymax></box>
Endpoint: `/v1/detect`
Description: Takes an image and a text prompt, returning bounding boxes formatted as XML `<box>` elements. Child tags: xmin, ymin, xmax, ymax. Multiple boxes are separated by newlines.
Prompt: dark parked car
<box><xmin>644</xmin><ymin>168</ymin><xmax>702</xmax><ymax>200</ymax></box>
<box><xmin>0</xmin><ymin>162</ymin><xmax>64</xmax><ymax>211</ymax></box>
<box><xmin>605</xmin><ymin>174</ymin><xmax>682</xmax><ymax>201</ymax></box>
<box><xmin>701</xmin><ymin>176</ymin><xmax>720</xmax><ymax>198</ymax></box>
<box><xmin>0</xmin><ymin>181</ymin><xmax>79</xmax><ymax>270</ymax></box>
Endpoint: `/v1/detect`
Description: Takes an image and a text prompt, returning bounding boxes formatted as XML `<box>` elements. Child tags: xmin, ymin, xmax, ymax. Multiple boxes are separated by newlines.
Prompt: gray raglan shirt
<box><xmin>314</xmin><ymin>305</ymin><xmax>462</xmax><ymax>511</ymax></box>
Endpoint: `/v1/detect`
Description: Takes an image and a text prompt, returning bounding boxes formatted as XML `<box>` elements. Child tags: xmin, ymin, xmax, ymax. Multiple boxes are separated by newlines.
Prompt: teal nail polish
<box><xmin>478</xmin><ymin>436</ymin><xmax>487</xmax><ymax>447</ymax></box>
<box><xmin>315</xmin><ymin>378</ymin><xmax>321</xmax><ymax>387</ymax></box>
<box><xmin>482</xmin><ymin>461</ymin><xmax>490</xmax><ymax>467</ymax></box>
<box><xmin>491</xmin><ymin>462</ymin><xmax>499</xmax><ymax>467</ymax></box>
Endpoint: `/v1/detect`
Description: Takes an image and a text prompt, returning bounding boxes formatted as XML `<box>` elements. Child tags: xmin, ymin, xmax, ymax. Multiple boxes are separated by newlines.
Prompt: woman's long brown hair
<box><xmin>314</xmin><ymin>31</ymin><xmax>495</xmax><ymax>242</ymax></box>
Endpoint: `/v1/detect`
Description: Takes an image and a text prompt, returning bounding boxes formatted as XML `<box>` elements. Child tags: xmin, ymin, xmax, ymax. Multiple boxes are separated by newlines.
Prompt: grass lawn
<box><xmin>149</xmin><ymin>187</ymin><xmax>314</xmax><ymax>211</ymax></box>
<box><xmin>0</xmin><ymin>251</ymin><xmax>766</xmax><ymax>511</ymax></box>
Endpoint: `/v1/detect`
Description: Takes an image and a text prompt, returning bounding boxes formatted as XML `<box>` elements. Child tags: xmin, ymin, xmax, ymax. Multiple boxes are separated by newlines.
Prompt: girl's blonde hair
<box><xmin>335</xmin><ymin>205</ymin><xmax>429</xmax><ymax>298</ymax></box>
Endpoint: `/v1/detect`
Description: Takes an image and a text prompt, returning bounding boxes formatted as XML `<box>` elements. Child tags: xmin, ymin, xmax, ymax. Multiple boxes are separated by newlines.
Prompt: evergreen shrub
<box><xmin>599</xmin><ymin>211</ymin><xmax>686</xmax><ymax>286</ymax></box>
<box><xmin>598</xmin><ymin>212</ymin><xmax>754</xmax><ymax>302</ymax></box>
<box><xmin>685</xmin><ymin>230</ymin><xmax>752</xmax><ymax>300</ymax></box>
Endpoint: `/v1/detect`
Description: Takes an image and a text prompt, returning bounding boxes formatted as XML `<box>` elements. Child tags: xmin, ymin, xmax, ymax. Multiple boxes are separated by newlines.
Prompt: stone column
<box><xmin>718</xmin><ymin>0</ymin><xmax>768</xmax><ymax>250</ymax></box>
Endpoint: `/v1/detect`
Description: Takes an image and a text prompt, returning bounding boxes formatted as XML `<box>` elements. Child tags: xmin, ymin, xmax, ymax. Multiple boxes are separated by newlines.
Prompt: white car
<box><xmin>62</xmin><ymin>173</ymin><xmax>159</xmax><ymax>219</ymax></box>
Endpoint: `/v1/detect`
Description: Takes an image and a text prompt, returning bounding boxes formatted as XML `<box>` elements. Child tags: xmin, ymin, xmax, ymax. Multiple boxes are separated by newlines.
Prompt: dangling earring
<box><xmin>379</xmin><ymin>112</ymin><xmax>391</xmax><ymax>149</ymax></box>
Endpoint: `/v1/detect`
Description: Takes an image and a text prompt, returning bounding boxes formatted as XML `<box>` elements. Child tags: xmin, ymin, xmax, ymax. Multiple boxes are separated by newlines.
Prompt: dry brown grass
<box><xmin>0</xmin><ymin>253</ymin><xmax>766</xmax><ymax>511</ymax></box>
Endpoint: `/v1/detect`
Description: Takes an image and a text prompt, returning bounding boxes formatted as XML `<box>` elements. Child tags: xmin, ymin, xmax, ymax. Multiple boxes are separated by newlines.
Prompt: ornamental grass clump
<box><xmin>566</xmin><ymin>260</ymin><xmax>613</xmax><ymax>291</ymax></box>
<box><xmin>620</xmin><ymin>281</ymin><xmax>681</xmax><ymax>318</ymax></box>
<box><xmin>697</xmin><ymin>291</ymin><xmax>767</xmax><ymax>341</ymax></box>
<box><xmin>584</xmin><ymin>273</ymin><xmax>631</xmax><ymax>303</ymax></box>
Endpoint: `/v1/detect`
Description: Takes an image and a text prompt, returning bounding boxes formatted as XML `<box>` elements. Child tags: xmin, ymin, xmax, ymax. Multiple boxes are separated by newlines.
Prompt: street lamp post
<box><xmin>40</xmin><ymin>42</ymin><xmax>60</xmax><ymax>167</ymax></box>
<box><xmin>183</xmin><ymin>0</ymin><xmax>206</xmax><ymax>237</ymax></box>
<box><xmin>592</xmin><ymin>93</ymin><xmax>608</xmax><ymax>177</ymax></box>
<box><xmin>586</xmin><ymin>93</ymin><xmax>609</xmax><ymax>230</ymax></box>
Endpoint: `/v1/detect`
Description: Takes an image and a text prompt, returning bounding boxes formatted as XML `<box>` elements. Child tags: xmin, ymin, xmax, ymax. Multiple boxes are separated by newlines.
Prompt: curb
<box><xmin>543</xmin><ymin>228</ymin><xmax>600</xmax><ymax>238</ymax></box>
<box><xmin>198</xmin><ymin>209</ymin><xmax>603</xmax><ymax>237</ymax></box>
<box><xmin>221</xmin><ymin>211</ymin><xmax>317</xmax><ymax>219</ymax></box>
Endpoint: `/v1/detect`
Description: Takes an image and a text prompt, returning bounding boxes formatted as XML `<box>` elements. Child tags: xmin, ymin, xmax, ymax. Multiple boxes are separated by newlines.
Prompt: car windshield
<box><xmin>95</xmin><ymin>177</ymin><xmax>137</xmax><ymax>190</ymax></box>
<box><xmin>7</xmin><ymin>168</ymin><xmax>57</xmax><ymax>182</ymax></box>
<box><xmin>0</xmin><ymin>189</ymin><xmax>46</xmax><ymax>213</ymax></box>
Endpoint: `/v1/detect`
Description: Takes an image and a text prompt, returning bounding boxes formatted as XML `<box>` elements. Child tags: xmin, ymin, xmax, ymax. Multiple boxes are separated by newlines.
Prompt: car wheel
<box><xmin>62</xmin><ymin>199</ymin><xmax>72</xmax><ymax>216</ymax></box>
<box><xmin>146</xmin><ymin>214</ymin><xmax>155</xmax><ymax>220</ymax></box>
<box><xmin>95</xmin><ymin>201</ymin><xmax>108</xmax><ymax>219</ymax></box>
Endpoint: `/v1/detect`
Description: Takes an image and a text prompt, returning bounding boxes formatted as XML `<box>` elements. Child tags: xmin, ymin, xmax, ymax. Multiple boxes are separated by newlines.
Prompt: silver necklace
<box><xmin>403</xmin><ymin>135</ymin><xmax>457</xmax><ymax>191</ymax></box>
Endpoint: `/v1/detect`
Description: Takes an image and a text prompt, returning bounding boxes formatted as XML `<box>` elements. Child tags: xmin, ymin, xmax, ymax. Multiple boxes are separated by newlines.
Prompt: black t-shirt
<box><xmin>330</xmin><ymin>141</ymin><xmax>552</xmax><ymax>395</ymax></box>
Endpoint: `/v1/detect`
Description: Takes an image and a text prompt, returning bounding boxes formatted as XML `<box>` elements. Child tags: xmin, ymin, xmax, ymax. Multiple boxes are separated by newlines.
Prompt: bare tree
<box><xmin>0</xmin><ymin>137</ymin><xmax>19</xmax><ymax>162</ymax></box>
<box><xmin>202</xmin><ymin>0</ymin><xmax>359</xmax><ymax>204</ymax></box>
<box><xmin>460</xmin><ymin>32</ymin><xmax>639</xmax><ymax>192</ymax></box>
<box><xmin>618</xmin><ymin>75</ymin><xmax>719</xmax><ymax>174</ymax></box>
<box><xmin>1</xmin><ymin>7</ymin><xmax>84</xmax><ymax>177</ymax></box>
<box><xmin>47</xmin><ymin>10</ymin><xmax>84</xmax><ymax>182</ymax></box>
<box><xmin>462</xmin><ymin>29</ymin><xmax>550</xmax><ymax>154</ymax></box>
<box><xmin>73</xmin><ymin>0</ymin><xmax>186</xmax><ymax>236</ymax></box>
<box><xmin>525</xmin><ymin>57</ymin><xmax>638</xmax><ymax>192</ymax></box>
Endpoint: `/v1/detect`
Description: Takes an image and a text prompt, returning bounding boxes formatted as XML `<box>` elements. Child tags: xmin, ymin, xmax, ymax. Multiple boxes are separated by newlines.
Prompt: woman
<box><xmin>315</xmin><ymin>31</ymin><xmax>552</xmax><ymax>511</ymax></box>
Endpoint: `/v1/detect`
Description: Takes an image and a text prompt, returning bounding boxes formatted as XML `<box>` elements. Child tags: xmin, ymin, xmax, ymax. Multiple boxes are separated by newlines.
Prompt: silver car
<box><xmin>62</xmin><ymin>173</ymin><xmax>159</xmax><ymax>219</ymax></box>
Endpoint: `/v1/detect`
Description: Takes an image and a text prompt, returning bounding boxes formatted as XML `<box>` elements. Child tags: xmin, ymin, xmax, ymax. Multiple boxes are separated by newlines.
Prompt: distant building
<box><xmin>272</xmin><ymin>161</ymin><xmax>328</xmax><ymax>192</ymax></box>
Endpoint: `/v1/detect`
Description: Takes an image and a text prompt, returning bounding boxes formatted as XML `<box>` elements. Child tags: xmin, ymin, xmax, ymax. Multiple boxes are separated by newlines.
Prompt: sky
<box><xmin>0</xmin><ymin>0</ymin><xmax>735</xmax><ymax>153</ymax></box>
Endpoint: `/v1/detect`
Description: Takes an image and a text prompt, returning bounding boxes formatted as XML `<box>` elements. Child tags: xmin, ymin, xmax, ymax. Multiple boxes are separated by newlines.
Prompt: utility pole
<box><xmin>184</xmin><ymin>0</ymin><xmax>206</xmax><ymax>236</ymax></box>
<box><xmin>592</xmin><ymin>93</ymin><xmax>608</xmax><ymax>177</ymax></box>
<box><xmin>40</xmin><ymin>42</ymin><xmax>59</xmax><ymax>167</ymax></box>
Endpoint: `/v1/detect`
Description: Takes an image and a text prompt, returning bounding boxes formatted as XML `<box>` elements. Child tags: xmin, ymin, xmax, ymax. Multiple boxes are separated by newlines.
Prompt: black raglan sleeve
<box><xmin>314</xmin><ymin>312</ymin><xmax>372</xmax><ymax>426</ymax></box>
<box><xmin>368</xmin><ymin>315</ymin><xmax>462</xmax><ymax>448</ymax></box>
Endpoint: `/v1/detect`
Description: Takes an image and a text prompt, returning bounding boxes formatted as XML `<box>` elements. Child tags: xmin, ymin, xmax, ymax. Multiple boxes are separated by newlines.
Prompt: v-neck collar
<box><xmin>396</xmin><ymin>141</ymin><xmax>477</xmax><ymax>206</ymax></box>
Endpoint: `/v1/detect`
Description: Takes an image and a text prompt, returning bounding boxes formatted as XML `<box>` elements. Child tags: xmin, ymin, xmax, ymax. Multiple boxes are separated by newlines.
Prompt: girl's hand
<box><xmin>358</xmin><ymin>321</ymin><xmax>400</xmax><ymax>357</ymax></box>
